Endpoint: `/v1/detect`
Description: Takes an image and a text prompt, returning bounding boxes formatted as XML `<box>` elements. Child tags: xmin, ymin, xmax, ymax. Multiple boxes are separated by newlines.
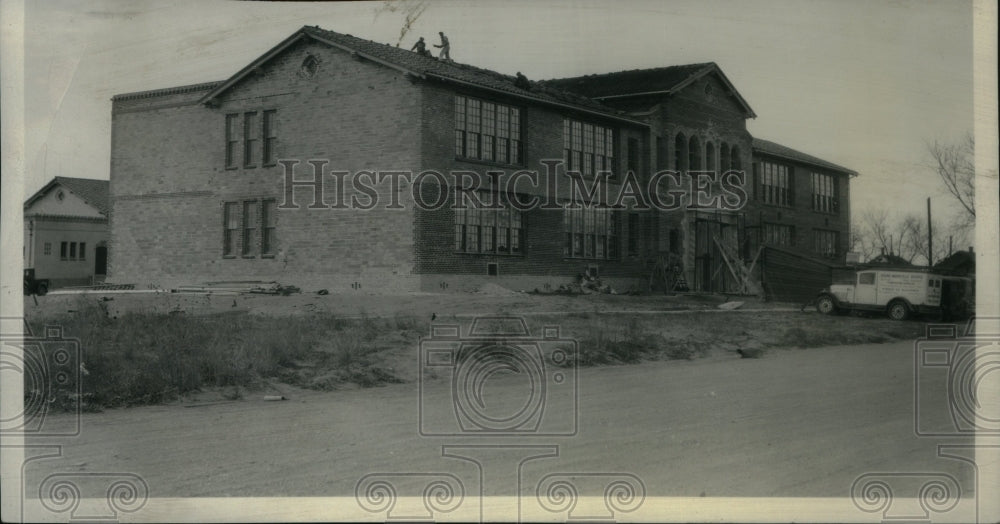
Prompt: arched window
<box><xmin>719</xmin><ymin>142</ymin><xmax>730</xmax><ymax>171</ymax></box>
<box><xmin>674</xmin><ymin>133</ymin><xmax>686</xmax><ymax>171</ymax></box>
<box><xmin>731</xmin><ymin>145</ymin><xmax>741</xmax><ymax>170</ymax></box>
<box><xmin>705</xmin><ymin>141</ymin><xmax>716</xmax><ymax>172</ymax></box>
<box><xmin>688</xmin><ymin>136</ymin><xmax>701</xmax><ymax>170</ymax></box>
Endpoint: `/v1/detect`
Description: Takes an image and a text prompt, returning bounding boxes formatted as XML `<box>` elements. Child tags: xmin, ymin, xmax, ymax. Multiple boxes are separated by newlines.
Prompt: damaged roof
<box><xmin>197</xmin><ymin>26</ymin><xmax>644</xmax><ymax>125</ymax></box>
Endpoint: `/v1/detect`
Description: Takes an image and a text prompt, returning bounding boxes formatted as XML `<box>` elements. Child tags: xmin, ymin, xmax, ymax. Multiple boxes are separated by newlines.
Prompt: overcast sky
<box><xmin>23</xmin><ymin>0</ymin><xmax>974</xmax><ymax>229</ymax></box>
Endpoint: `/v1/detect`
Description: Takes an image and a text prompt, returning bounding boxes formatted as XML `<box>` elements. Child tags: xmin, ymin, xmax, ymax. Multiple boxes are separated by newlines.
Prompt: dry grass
<box><xmin>26</xmin><ymin>298</ymin><xmax>427</xmax><ymax>409</ymax></box>
<box><xmin>24</xmin><ymin>295</ymin><xmax>934</xmax><ymax>410</ymax></box>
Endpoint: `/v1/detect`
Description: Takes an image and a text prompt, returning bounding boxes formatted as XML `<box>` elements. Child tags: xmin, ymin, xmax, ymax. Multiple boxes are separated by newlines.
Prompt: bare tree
<box><xmin>927</xmin><ymin>133</ymin><xmax>975</xmax><ymax>228</ymax></box>
<box><xmin>853</xmin><ymin>210</ymin><xmax>962</xmax><ymax>265</ymax></box>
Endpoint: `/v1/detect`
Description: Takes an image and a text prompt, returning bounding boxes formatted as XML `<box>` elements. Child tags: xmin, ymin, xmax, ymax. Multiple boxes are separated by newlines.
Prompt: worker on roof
<box><xmin>434</xmin><ymin>32</ymin><xmax>451</xmax><ymax>61</ymax></box>
<box><xmin>411</xmin><ymin>37</ymin><xmax>430</xmax><ymax>57</ymax></box>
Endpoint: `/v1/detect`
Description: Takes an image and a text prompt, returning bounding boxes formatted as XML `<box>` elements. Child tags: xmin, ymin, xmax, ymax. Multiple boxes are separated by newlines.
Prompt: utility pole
<box><xmin>927</xmin><ymin>197</ymin><xmax>933</xmax><ymax>267</ymax></box>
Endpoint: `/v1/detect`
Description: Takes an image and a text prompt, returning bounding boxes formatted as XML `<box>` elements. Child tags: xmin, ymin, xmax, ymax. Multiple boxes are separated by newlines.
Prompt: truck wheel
<box><xmin>816</xmin><ymin>295</ymin><xmax>838</xmax><ymax>315</ymax></box>
<box><xmin>36</xmin><ymin>282</ymin><xmax>48</xmax><ymax>296</ymax></box>
<box><xmin>887</xmin><ymin>300</ymin><xmax>909</xmax><ymax>321</ymax></box>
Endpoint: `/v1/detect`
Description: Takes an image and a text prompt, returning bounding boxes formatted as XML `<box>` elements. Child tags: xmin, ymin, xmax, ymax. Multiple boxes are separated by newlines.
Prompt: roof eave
<box><xmin>23</xmin><ymin>179</ymin><xmax>60</xmax><ymax>209</ymax></box>
<box><xmin>199</xmin><ymin>27</ymin><xmax>427</xmax><ymax>106</ymax></box>
<box><xmin>752</xmin><ymin>148</ymin><xmax>857</xmax><ymax>176</ymax></box>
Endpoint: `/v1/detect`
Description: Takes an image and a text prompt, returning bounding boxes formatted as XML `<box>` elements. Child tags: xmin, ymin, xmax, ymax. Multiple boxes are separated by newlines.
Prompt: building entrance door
<box><xmin>95</xmin><ymin>246</ymin><xmax>108</xmax><ymax>276</ymax></box>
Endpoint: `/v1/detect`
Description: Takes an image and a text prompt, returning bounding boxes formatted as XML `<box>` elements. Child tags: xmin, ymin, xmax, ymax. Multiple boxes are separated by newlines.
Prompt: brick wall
<box><xmin>601</xmin><ymin>71</ymin><xmax>754</xmax><ymax>289</ymax></box>
<box><xmin>412</xmin><ymin>82</ymin><xmax>650</xmax><ymax>291</ymax></box>
<box><xmin>110</xmin><ymin>39</ymin><xmax>421</xmax><ymax>292</ymax></box>
<box><xmin>745</xmin><ymin>152</ymin><xmax>852</xmax><ymax>261</ymax></box>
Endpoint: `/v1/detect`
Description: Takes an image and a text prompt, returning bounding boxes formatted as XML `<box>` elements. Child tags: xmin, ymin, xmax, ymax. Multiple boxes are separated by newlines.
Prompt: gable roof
<box><xmin>752</xmin><ymin>138</ymin><xmax>857</xmax><ymax>176</ymax></box>
<box><xmin>540</xmin><ymin>63</ymin><xmax>756</xmax><ymax>118</ymax></box>
<box><xmin>25</xmin><ymin>177</ymin><xmax>110</xmax><ymax>216</ymax></box>
<box><xmin>198</xmin><ymin>26</ymin><xmax>645</xmax><ymax>126</ymax></box>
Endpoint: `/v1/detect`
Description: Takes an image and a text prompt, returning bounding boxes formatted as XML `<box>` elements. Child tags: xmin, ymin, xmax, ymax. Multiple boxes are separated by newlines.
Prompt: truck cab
<box><xmin>817</xmin><ymin>268</ymin><xmax>943</xmax><ymax>320</ymax></box>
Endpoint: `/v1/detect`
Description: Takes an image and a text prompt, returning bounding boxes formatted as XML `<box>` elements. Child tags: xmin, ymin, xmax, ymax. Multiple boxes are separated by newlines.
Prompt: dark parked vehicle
<box><xmin>23</xmin><ymin>268</ymin><xmax>49</xmax><ymax>296</ymax></box>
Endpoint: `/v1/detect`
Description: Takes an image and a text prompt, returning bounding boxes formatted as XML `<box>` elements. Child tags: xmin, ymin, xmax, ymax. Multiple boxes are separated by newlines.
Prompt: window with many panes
<box><xmin>222</xmin><ymin>199</ymin><xmax>276</xmax><ymax>258</ymax></box>
<box><xmin>453</xmin><ymin>190</ymin><xmax>524</xmax><ymax>254</ymax></box>
<box><xmin>763</xmin><ymin>223</ymin><xmax>794</xmax><ymax>247</ymax></box>
<box><xmin>814</xmin><ymin>229</ymin><xmax>839</xmax><ymax>257</ymax></box>
<box><xmin>812</xmin><ymin>173</ymin><xmax>836</xmax><ymax>213</ymax></box>
<box><xmin>455</xmin><ymin>96</ymin><xmax>521</xmax><ymax>164</ymax></box>
<box><xmin>224</xmin><ymin>110</ymin><xmax>277</xmax><ymax>169</ymax></box>
<box><xmin>564</xmin><ymin>119</ymin><xmax>615</xmax><ymax>176</ymax></box>
<box><xmin>759</xmin><ymin>161</ymin><xmax>791</xmax><ymax>206</ymax></box>
<box><xmin>563</xmin><ymin>205</ymin><xmax>619</xmax><ymax>260</ymax></box>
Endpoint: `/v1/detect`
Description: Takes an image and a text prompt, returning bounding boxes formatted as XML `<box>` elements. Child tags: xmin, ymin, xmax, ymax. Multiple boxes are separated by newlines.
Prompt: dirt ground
<box><xmin>13</xmin><ymin>290</ymin><xmax>974</xmax><ymax>521</ymax></box>
<box><xmin>22</xmin><ymin>340</ymin><xmax>972</xmax><ymax>506</ymax></box>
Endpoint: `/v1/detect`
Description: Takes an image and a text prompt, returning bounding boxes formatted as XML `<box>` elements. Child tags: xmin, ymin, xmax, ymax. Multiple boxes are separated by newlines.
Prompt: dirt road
<box><xmin>23</xmin><ymin>337</ymin><xmax>972</xmax><ymax>505</ymax></box>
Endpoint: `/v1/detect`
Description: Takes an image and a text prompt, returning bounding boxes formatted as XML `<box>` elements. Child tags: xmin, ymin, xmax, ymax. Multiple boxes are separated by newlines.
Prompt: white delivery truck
<box><xmin>815</xmin><ymin>268</ymin><xmax>943</xmax><ymax>320</ymax></box>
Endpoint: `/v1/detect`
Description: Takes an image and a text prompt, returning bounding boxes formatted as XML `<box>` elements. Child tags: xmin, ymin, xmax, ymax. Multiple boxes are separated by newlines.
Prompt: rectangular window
<box><xmin>454</xmin><ymin>190</ymin><xmax>523</xmax><ymax>254</ymax></box>
<box><xmin>627</xmin><ymin>213</ymin><xmax>640</xmax><ymax>255</ymax></box>
<box><xmin>43</xmin><ymin>242</ymin><xmax>51</xmax><ymax>255</ymax></box>
<box><xmin>482</xmin><ymin>102</ymin><xmax>496</xmax><ymax>161</ymax></box>
<box><xmin>60</xmin><ymin>242</ymin><xmax>67</xmax><ymax>260</ymax></box>
<box><xmin>564</xmin><ymin>205</ymin><xmax>618</xmax><ymax>260</ymax></box>
<box><xmin>814</xmin><ymin>229</ymin><xmax>839</xmax><ymax>257</ymax></box>
<box><xmin>454</xmin><ymin>96</ymin><xmax>522</xmax><ymax>164</ymax></box>
<box><xmin>763</xmin><ymin>223</ymin><xmax>794</xmax><ymax>247</ymax></box>
<box><xmin>225</xmin><ymin>114</ymin><xmax>239</xmax><ymax>169</ymax></box>
<box><xmin>223</xmin><ymin>202</ymin><xmax>239</xmax><ymax>256</ymax></box>
<box><xmin>564</xmin><ymin>119</ymin><xmax>615</xmax><ymax>177</ymax></box>
<box><xmin>79</xmin><ymin>242</ymin><xmax>86</xmax><ymax>261</ymax></box>
<box><xmin>509</xmin><ymin>108</ymin><xmax>521</xmax><ymax>164</ymax></box>
<box><xmin>627</xmin><ymin>137</ymin><xmax>639</xmax><ymax>174</ymax></box>
<box><xmin>759</xmin><ymin>161</ymin><xmax>790</xmax><ymax>206</ymax></box>
<box><xmin>242</xmin><ymin>200</ymin><xmax>258</xmax><ymax>256</ymax></box>
<box><xmin>243</xmin><ymin>112</ymin><xmax>258</xmax><ymax>168</ymax></box>
<box><xmin>262</xmin><ymin>110</ymin><xmax>278</xmax><ymax>166</ymax></box>
<box><xmin>69</xmin><ymin>242</ymin><xmax>77</xmax><ymax>260</ymax></box>
<box><xmin>261</xmin><ymin>199</ymin><xmax>277</xmax><ymax>256</ymax></box>
<box><xmin>812</xmin><ymin>173</ymin><xmax>836</xmax><ymax>213</ymax></box>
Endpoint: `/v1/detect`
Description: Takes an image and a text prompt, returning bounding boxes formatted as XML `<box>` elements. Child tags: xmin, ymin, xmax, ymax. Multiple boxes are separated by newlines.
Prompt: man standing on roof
<box><xmin>434</xmin><ymin>32</ymin><xmax>450</xmax><ymax>61</ymax></box>
<box><xmin>411</xmin><ymin>37</ymin><xmax>430</xmax><ymax>57</ymax></box>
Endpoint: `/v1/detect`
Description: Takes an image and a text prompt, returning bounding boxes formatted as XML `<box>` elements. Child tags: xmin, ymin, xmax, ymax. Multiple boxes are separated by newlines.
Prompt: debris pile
<box><xmin>172</xmin><ymin>281</ymin><xmax>301</xmax><ymax>295</ymax></box>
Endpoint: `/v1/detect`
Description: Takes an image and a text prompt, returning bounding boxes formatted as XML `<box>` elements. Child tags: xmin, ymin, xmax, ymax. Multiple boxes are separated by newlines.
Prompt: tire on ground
<box><xmin>887</xmin><ymin>300</ymin><xmax>909</xmax><ymax>321</ymax></box>
<box><xmin>816</xmin><ymin>295</ymin><xmax>838</xmax><ymax>315</ymax></box>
